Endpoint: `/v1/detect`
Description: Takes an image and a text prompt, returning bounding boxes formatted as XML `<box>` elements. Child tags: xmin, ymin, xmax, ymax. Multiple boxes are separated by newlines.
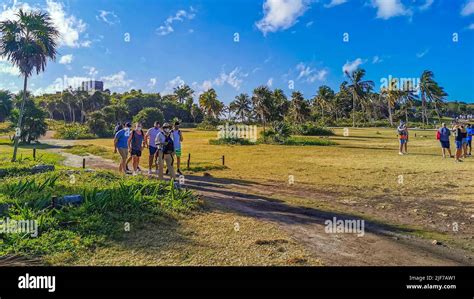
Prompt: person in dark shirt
<box><xmin>452</xmin><ymin>123</ymin><xmax>465</xmax><ymax>162</ymax></box>
<box><xmin>127</xmin><ymin>122</ymin><xmax>146</xmax><ymax>175</ymax></box>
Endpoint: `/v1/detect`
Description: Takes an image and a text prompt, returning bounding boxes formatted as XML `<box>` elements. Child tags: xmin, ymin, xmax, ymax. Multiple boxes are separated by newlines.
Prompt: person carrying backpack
<box><xmin>127</xmin><ymin>122</ymin><xmax>146</xmax><ymax>175</ymax></box>
<box><xmin>155</xmin><ymin>123</ymin><xmax>176</xmax><ymax>180</ymax></box>
<box><xmin>438</xmin><ymin>123</ymin><xmax>453</xmax><ymax>158</ymax></box>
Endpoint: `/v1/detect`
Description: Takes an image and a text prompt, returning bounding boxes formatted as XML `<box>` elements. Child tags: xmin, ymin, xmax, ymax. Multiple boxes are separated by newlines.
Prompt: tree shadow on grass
<box><xmin>183</xmin><ymin>175</ymin><xmax>470</xmax><ymax>264</ymax></box>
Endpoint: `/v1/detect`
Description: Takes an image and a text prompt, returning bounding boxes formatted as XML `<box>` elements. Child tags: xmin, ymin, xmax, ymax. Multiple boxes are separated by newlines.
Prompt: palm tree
<box><xmin>0</xmin><ymin>90</ymin><xmax>12</xmax><ymax>122</ymax></box>
<box><xmin>271</xmin><ymin>89</ymin><xmax>289</xmax><ymax>121</ymax></box>
<box><xmin>380</xmin><ymin>78</ymin><xmax>401</xmax><ymax>127</ymax></box>
<box><xmin>290</xmin><ymin>91</ymin><xmax>311</xmax><ymax>124</ymax></box>
<box><xmin>0</xmin><ymin>9</ymin><xmax>59</xmax><ymax>161</ymax></box>
<box><xmin>400</xmin><ymin>80</ymin><xmax>418</xmax><ymax>124</ymax></box>
<box><xmin>345</xmin><ymin>69</ymin><xmax>374</xmax><ymax>127</ymax></box>
<box><xmin>252</xmin><ymin>86</ymin><xmax>272</xmax><ymax>138</ymax></box>
<box><xmin>174</xmin><ymin>84</ymin><xmax>194</xmax><ymax>105</ymax></box>
<box><xmin>229</xmin><ymin>93</ymin><xmax>251</xmax><ymax>123</ymax></box>
<box><xmin>419</xmin><ymin>70</ymin><xmax>447</xmax><ymax>125</ymax></box>
<box><xmin>314</xmin><ymin>85</ymin><xmax>335</xmax><ymax>120</ymax></box>
<box><xmin>198</xmin><ymin>88</ymin><xmax>223</xmax><ymax>119</ymax></box>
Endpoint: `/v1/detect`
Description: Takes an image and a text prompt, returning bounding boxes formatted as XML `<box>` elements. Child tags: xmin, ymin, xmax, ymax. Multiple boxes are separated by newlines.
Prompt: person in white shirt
<box><xmin>155</xmin><ymin>123</ymin><xmax>176</xmax><ymax>180</ymax></box>
<box><xmin>145</xmin><ymin>121</ymin><xmax>162</xmax><ymax>174</ymax></box>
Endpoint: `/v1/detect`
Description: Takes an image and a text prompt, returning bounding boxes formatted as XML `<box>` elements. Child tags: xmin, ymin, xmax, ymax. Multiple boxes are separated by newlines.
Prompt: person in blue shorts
<box><xmin>438</xmin><ymin>123</ymin><xmax>453</xmax><ymax>158</ymax></box>
<box><xmin>466</xmin><ymin>124</ymin><xmax>473</xmax><ymax>156</ymax></box>
<box><xmin>453</xmin><ymin>123</ymin><xmax>464</xmax><ymax>162</ymax></box>
<box><xmin>114</xmin><ymin>122</ymin><xmax>131</xmax><ymax>173</ymax></box>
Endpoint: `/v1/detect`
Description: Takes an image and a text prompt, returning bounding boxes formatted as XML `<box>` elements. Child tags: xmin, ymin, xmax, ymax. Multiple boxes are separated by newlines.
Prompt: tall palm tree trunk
<box><xmin>11</xmin><ymin>75</ymin><xmax>28</xmax><ymax>162</ymax></box>
<box><xmin>387</xmin><ymin>101</ymin><xmax>393</xmax><ymax>127</ymax></box>
<box><xmin>352</xmin><ymin>95</ymin><xmax>356</xmax><ymax>128</ymax></box>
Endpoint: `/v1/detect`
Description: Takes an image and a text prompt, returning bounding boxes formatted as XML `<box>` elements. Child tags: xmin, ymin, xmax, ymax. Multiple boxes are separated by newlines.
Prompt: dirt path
<box><xmin>39</xmin><ymin>135</ymin><xmax>473</xmax><ymax>266</ymax></box>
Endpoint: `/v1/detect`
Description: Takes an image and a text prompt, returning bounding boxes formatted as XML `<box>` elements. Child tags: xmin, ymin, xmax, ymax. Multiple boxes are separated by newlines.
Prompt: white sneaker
<box><xmin>148</xmin><ymin>170</ymin><xmax>152</xmax><ymax>175</ymax></box>
<box><xmin>132</xmin><ymin>171</ymin><xmax>138</xmax><ymax>176</ymax></box>
<box><xmin>399</xmin><ymin>152</ymin><xmax>404</xmax><ymax>155</ymax></box>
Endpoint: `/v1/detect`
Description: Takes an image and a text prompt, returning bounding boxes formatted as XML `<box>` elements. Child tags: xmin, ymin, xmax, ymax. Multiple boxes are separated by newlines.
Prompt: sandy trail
<box><xmin>39</xmin><ymin>135</ymin><xmax>473</xmax><ymax>266</ymax></box>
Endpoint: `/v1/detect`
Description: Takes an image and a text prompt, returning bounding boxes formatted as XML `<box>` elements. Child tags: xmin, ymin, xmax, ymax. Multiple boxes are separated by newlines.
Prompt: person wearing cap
<box><xmin>114</xmin><ymin>122</ymin><xmax>132</xmax><ymax>174</ymax></box>
<box><xmin>155</xmin><ymin>123</ymin><xmax>176</xmax><ymax>180</ymax></box>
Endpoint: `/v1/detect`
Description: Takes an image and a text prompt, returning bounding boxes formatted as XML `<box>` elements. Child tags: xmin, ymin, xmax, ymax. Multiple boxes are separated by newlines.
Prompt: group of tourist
<box><xmin>397</xmin><ymin>121</ymin><xmax>473</xmax><ymax>162</ymax></box>
<box><xmin>113</xmin><ymin>121</ymin><xmax>183</xmax><ymax>180</ymax></box>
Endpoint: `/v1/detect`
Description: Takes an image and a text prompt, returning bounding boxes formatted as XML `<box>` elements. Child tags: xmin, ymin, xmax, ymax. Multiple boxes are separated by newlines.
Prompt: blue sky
<box><xmin>0</xmin><ymin>0</ymin><xmax>473</xmax><ymax>103</ymax></box>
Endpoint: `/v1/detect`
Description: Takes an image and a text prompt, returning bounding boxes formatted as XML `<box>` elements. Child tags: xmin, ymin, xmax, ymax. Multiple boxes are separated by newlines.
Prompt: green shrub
<box><xmin>0</xmin><ymin>171</ymin><xmax>199</xmax><ymax>260</ymax></box>
<box><xmin>133</xmin><ymin>107</ymin><xmax>164</xmax><ymax>129</ymax></box>
<box><xmin>196</xmin><ymin>118</ymin><xmax>221</xmax><ymax>131</ymax></box>
<box><xmin>292</xmin><ymin>123</ymin><xmax>334</xmax><ymax>136</ymax></box>
<box><xmin>55</xmin><ymin>123</ymin><xmax>95</xmax><ymax>140</ymax></box>
<box><xmin>260</xmin><ymin>122</ymin><xmax>291</xmax><ymax>144</ymax></box>
<box><xmin>87</xmin><ymin>111</ymin><xmax>113</xmax><ymax>138</ymax></box>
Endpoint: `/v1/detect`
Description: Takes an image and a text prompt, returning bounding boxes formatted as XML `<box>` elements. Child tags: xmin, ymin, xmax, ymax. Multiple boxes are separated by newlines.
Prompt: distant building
<box><xmin>81</xmin><ymin>80</ymin><xmax>104</xmax><ymax>92</ymax></box>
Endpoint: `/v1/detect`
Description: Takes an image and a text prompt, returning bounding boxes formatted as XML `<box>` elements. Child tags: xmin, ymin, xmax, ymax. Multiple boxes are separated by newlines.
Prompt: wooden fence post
<box><xmin>82</xmin><ymin>158</ymin><xmax>86</xmax><ymax>169</ymax></box>
<box><xmin>187</xmin><ymin>153</ymin><xmax>191</xmax><ymax>170</ymax></box>
<box><xmin>222</xmin><ymin>155</ymin><xmax>225</xmax><ymax>166</ymax></box>
<box><xmin>33</xmin><ymin>148</ymin><xmax>36</xmax><ymax>160</ymax></box>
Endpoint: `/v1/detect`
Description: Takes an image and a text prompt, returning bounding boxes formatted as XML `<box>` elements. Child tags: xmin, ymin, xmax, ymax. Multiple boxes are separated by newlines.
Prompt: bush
<box><xmin>87</xmin><ymin>112</ymin><xmax>113</xmax><ymax>138</ymax></box>
<box><xmin>196</xmin><ymin>117</ymin><xmax>221</xmax><ymax>131</ymax></box>
<box><xmin>292</xmin><ymin>123</ymin><xmax>334</xmax><ymax>136</ymax></box>
<box><xmin>260</xmin><ymin>122</ymin><xmax>291</xmax><ymax>144</ymax></box>
<box><xmin>55</xmin><ymin>123</ymin><xmax>95</xmax><ymax>140</ymax></box>
<box><xmin>0</xmin><ymin>171</ymin><xmax>199</xmax><ymax>260</ymax></box>
<box><xmin>9</xmin><ymin>100</ymin><xmax>48</xmax><ymax>144</ymax></box>
<box><xmin>133</xmin><ymin>107</ymin><xmax>164</xmax><ymax>129</ymax></box>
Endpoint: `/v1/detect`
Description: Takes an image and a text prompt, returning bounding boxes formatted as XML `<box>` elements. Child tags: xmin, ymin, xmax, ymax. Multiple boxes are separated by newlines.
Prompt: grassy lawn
<box><xmin>0</xmin><ymin>135</ymin><xmax>320</xmax><ymax>265</ymax></box>
<box><xmin>72</xmin><ymin>128</ymin><xmax>474</xmax><ymax>252</ymax></box>
<box><xmin>74</xmin><ymin>127</ymin><xmax>473</xmax><ymax>204</ymax></box>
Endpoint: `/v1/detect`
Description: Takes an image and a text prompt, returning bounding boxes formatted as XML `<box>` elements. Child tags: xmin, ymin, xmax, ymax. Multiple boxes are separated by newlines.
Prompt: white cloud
<box><xmin>419</xmin><ymin>0</ymin><xmax>434</xmax><ymax>11</ymax></box>
<box><xmin>256</xmin><ymin>0</ymin><xmax>310</xmax><ymax>35</ymax></box>
<box><xmin>59</xmin><ymin>54</ymin><xmax>73</xmax><ymax>64</ymax></box>
<box><xmin>148</xmin><ymin>78</ymin><xmax>157</xmax><ymax>87</ymax></box>
<box><xmin>461</xmin><ymin>0</ymin><xmax>474</xmax><ymax>16</ymax></box>
<box><xmin>0</xmin><ymin>1</ymin><xmax>91</xmax><ymax>48</ymax></box>
<box><xmin>101</xmin><ymin>71</ymin><xmax>132</xmax><ymax>89</ymax></box>
<box><xmin>324</xmin><ymin>0</ymin><xmax>347</xmax><ymax>8</ymax></box>
<box><xmin>0</xmin><ymin>61</ymin><xmax>20</xmax><ymax>76</ymax></box>
<box><xmin>213</xmin><ymin>67</ymin><xmax>248</xmax><ymax>90</ymax></box>
<box><xmin>96</xmin><ymin>10</ymin><xmax>119</xmax><ymax>25</ymax></box>
<box><xmin>156</xmin><ymin>8</ymin><xmax>196</xmax><ymax>36</ymax></box>
<box><xmin>416</xmin><ymin>49</ymin><xmax>429</xmax><ymax>58</ymax></box>
<box><xmin>267</xmin><ymin>78</ymin><xmax>274</xmax><ymax>87</ymax></box>
<box><xmin>163</xmin><ymin>76</ymin><xmax>185</xmax><ymax>94</ymax></box>
<box><xmin>83</xmin><ymin>66</ymin><xmax>98</xmax><ymax>77</ymax></box>
<box><xmin>342</xmin><ymin>58</ymin><xmax>364</xmax><ymax>74</ymax></box>
<box><xmin>468</xmin><ymin>23</ymin><xmax>474</xmax><ymax>30</ymax></box>
<box><xmin>45</xmin><ymin>0</ymin><xmax>90</xmax><ymax>48</ymax></box>
<box><xmin>372</xmin><ymin>55</ymin><xmax>382</xmax><ymax>64</ymax></box>
<box><xmin>296</xmin><ymin>63</ymin><xmax>328</xmax><ymax>82</ymax></box>
<box><xmin>371</xmin><ymin>0</ymin><xmax>410</xmax><ymax>19</ymax></box>
<box><xmin>306</xmin><ymin>21</ymin><xmax>314</xmax><ymax>27</ymax></box>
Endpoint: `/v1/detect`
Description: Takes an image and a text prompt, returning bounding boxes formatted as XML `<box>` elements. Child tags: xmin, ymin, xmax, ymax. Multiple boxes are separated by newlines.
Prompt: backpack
<box><xmin>162</xmin><ymin>134</ymin><xmax>174</xmax><ymax>154</ymax></box>
<box><xmin>436</xmin><ymin>130</ymin><xmax>441</xmax><ymax>140</ymax></box>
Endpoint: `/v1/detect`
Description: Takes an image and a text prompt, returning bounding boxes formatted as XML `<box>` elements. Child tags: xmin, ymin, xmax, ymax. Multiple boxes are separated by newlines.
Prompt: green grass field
<box><xmin>1</xmin><ymin>127</ymin><xmax>472</xmax><ymax>264</ymax></box>
<box><xmin>71</xmin><ymin>127</ymin><xmax>474</xmax><ymax>252</ymax></box>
